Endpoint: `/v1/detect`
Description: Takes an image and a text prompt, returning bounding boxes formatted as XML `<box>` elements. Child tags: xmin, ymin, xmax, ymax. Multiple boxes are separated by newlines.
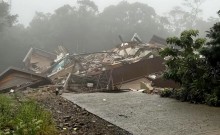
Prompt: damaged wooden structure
<box><xmin>0</xmin><ymin>34</ymin><xmax>179</xmax><ymax>93</ymax></box>
<box><xmin>0</xmin><ymin>67</ymin><xmax>51</xmax><ymax>93</ymax></box>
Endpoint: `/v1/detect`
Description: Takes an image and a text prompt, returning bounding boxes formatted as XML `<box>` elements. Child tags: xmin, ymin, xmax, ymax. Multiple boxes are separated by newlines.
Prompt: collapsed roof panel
<box><xmin>0</xmin><ymin>67</ymin><xmax>50</xmax><ymax>92</ymax></box>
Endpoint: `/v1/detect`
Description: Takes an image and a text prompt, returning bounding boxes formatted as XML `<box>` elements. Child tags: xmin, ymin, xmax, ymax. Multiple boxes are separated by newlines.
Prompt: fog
<box><xmin>0</xmin><ymin>0</ymin><xmax>219</xmax><ymax>71</ymax></box>
<box><xmin>11</xmin><ymin>0</ymin><xmax>219</xmax><ymax>26</ymax></box>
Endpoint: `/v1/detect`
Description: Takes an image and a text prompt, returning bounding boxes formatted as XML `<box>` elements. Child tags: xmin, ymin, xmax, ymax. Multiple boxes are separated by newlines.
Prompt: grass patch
<box><xmin>0</xmin><ymin>94</ymin><xmax>57</xmax><ymax>135</ymax></box>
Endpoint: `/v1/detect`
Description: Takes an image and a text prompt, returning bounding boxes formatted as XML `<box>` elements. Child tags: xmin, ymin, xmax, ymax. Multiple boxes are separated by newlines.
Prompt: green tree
<box><xmin>77</xmin><ymin>0</ymin><xmax>98</xmax><ymax>15</ymax></box>
<box><xmin>165</xmin><ymin>0</ymin><xmax>218</xmax><ymax>36</ymax></box>
<box><xmin>0</xmin><ymin>2</ymin><xmax>30</xmax><ymax>72</ymax></box>
<box><xmin>28</xmin><ymin>1</ymin><xmax>100</xmax><ymax>52</ymax></box>
<box><xmin>201</xmin><ymin>11</ymin><xmax>220</xmax><ymax>67</ymax></box>
<box><xmin>0</xmin><ymin>2</ymin><xmax>17</xmax><ymax>31</ymax></box>
<box><xmin>160</xmin><ymin>30</ymin><xmax>207</xmax><ymax>103</ymax></box>
<box><xmin>0</xmin><ymin>2</ymin><xmax>17</xmax><ymax>71</ymax></box>
<box><xmin>200</xmin><ymin>10</ymin><xmax>220</xmax><ymax>105</ymax></box>
<box><xmin>99</xmin><ymin>1</ymin><xmax>168</xmax><ymax>45</ymax></box>
<box><xmin>26</xmin><ymin>1</ymin><xmax>168</xmax><ymax>53</ymax></box>
<box><xmin>28</xmin><ymin>12</ymin><xmax>55</xmax><ymax>50</ymax></box>
<box><xmin>160</xmin><ymin>20</ymin><xmax>220</xmax><ymax>106</ymax></box>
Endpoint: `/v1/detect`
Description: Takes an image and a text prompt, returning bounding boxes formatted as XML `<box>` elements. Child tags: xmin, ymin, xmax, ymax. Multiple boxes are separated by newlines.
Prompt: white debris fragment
<box><xmin>10</xmin><ymin>89</ymin><xmax>14</xmax><ymax>93</ymax></box>
<box><xmin>148</xmin><ymin>75</ymin><xmax>157</xmax><ymax>80</ymax></box>
<box><xmin>87</xmin><ymin>83</ymin><xmax>94</xmax><ymax>88</ymax></box>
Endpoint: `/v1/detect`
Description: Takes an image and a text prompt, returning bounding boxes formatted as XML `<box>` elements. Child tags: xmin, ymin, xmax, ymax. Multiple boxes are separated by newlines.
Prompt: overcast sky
<box><xmin>9</xmin><ymin>0</ymin><xmax>220</xmax><ymax>26</ymax></box>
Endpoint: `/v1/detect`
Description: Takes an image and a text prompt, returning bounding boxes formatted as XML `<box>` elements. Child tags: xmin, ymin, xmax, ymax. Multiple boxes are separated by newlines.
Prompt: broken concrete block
<box><xmin>140</xmin><ymin>81</ymin><xmax>153</xmax><ymax>94</ymax></box>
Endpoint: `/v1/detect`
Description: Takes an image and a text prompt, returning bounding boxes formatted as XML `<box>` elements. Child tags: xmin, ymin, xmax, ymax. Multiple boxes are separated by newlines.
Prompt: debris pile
<box><xmin>0</xmin><ymin>34</ymin><xmax>179</xmax><ymax>93</ymax></box>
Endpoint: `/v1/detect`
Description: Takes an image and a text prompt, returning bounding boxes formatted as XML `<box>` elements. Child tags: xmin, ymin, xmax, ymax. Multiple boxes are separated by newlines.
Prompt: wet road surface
<box><xmin>62</xmin><ymin>91</ymin><xmax>220</xmax><ymax>135</ymax></box>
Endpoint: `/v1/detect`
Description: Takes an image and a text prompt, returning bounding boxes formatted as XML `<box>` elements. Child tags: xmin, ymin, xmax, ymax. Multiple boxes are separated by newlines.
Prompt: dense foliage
<box><xmin>160</xmin><ymin>11</ymin><xmax>220</xmax><ymax>106</ymax></box>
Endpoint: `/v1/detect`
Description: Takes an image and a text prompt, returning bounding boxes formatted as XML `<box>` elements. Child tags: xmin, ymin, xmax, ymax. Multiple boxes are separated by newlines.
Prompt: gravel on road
<box><xmin>63</xmin><ymin>91</ymin><xmax>220</xmax><ymax>135</ymax></box>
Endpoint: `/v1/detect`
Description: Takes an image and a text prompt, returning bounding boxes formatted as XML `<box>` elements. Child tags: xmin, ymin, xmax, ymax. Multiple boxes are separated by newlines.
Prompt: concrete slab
<box><xmin>62</xmin><ymin>92</ymin><xmax>220</xmax><ymax>135</ymax></box>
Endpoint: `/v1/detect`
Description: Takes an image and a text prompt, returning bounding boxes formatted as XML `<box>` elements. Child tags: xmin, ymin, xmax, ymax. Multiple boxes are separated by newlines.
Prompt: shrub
<box><xmin>160</xmin><ymin>88</ymin><xmax>185</xmax><ymax>101</ymax></box>
<box><xmin>160</xmin><ymin>88</ymin><xmax>173</xmax><ymax>97</ymax></box>
<box><xmin>170</xmin><ymin>89</ymin><xmax>183</xmax><ymax>100</ymax></box>
<box><xmin>205</xmin><ymin>94</ymin><xmax>219</xmax><ymax>106</ymax></box>
<box><xmin>0</xmin><ymin>95</ymin><xmax>57</xmax><ymax>135</ymax></box>
<box><xmin>0</xmin><ymin>95</ymin><xmax>14</xmax><ymax>130</ymax></box>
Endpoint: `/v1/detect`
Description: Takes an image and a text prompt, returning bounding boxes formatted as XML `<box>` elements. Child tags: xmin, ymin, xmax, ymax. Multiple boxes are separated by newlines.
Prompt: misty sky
<box><xmin>10</xmin><ymin>0</ymin><xmax>220</xmax><ymax>26</ymax></box>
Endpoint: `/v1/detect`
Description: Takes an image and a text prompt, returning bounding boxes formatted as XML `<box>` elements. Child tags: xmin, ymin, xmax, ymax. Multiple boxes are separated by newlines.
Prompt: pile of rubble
<box><xmin>23</xmin><ymin>87</ymin><xmax>131</xmax><ymax>135</ymax></box>
<box><xmin>0</xmin><ymin>34</ymin><xmax>179</xmax><ymax>93</ymax></box>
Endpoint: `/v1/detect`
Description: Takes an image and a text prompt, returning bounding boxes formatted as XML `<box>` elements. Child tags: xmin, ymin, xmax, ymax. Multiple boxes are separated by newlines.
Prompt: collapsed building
<box><xmin>0</xmin><ymin>67</ymin><xmax>50</xmax><ymax>92</ymax></box>
<box><xmin>0</xmin><ymin>34</ymin><xmax>179</xmax><ymax>93</ymax></box>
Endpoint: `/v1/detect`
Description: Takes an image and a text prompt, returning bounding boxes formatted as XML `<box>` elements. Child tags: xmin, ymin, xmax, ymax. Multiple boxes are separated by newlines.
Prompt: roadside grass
<box><xmin>0</xmin><ymin>94</ymin><xmax>57</xmax><ymax>135</ymax></box>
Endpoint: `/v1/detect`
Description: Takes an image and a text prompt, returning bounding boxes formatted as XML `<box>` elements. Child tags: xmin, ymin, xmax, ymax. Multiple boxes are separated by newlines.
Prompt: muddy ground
<box><xmin>25</xmin><ymin>89</ymin><xmax>131</xmax><ymax>135</ymax></box>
